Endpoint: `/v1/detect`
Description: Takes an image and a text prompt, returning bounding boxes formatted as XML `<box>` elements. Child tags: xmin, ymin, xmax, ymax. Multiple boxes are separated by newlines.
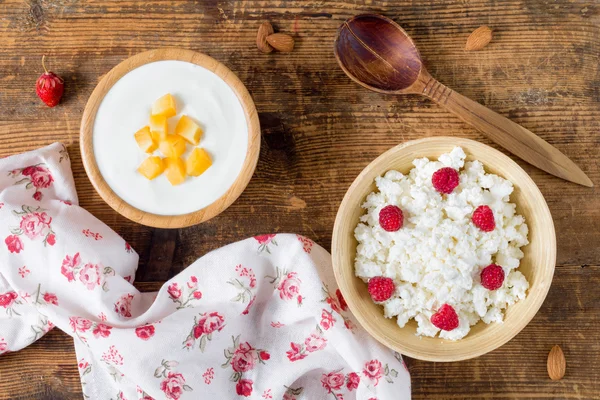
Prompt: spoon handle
<box><xmin>421</xmin><ymin>77</ymin><xmax>592</xmax><ymax>187</ymax></box>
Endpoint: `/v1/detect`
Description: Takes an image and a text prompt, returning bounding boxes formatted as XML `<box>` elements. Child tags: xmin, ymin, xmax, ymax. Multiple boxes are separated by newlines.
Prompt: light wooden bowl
<box><xmin>80</xmin><ymin>49</ymin><xmax>260</xmax><ymax>228</ymax></box>
<box><xmin>332</xmin><ymin>137</ymin><xmax>556</xmax><ymax>362</ymax></box>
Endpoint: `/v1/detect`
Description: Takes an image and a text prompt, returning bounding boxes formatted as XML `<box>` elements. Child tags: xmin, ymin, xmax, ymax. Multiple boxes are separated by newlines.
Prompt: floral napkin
<box><xmin>0</xmin><ymin>143</ymin><xmax>411</xmax><ymax>400</ymax></box>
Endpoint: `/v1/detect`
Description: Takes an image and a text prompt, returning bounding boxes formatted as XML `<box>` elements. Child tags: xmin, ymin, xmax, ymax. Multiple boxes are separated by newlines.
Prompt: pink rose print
<box><xmin>154</xmin><ymin>360</ymin><xmax>192</xmax><ymax>399</ymax></box>
<box><xmin>229</xmin><ymin>265</ymin><xmax>257</xmax><ymax>315</ymax></box>
<box><xmin>46</xmin><ymin>234</ymin><xmax>55</xmax><ymax>246</ymax></box>
<box><xmin>255</xmin><ymin>234</ymin><xmax>277</xmax><ymax>253</ymax></box>
<box><xmin>5</xmin><ymin>235</ymin><xmax>23</xmax><ymax>253</ymax></box>
<box><xmin>98</xmin><ymin>312</ymin><xmax>107</xmax><ymax>322</ymax></box>
<box><xmin>346</xmin><ymin>372</ymin><xmax>360</xmax><ymax>391</ymax></box>
<box><xmin>363</xmin><ymin>359</ymin><xmax>384</xmax><ymax>386</ymax></box>
<box><xmin>168</xmin><ymin>283</ymin><xmax>181</xmax><ymax>299</ymax></box>
<box><xmin>69</xmin><ymin>317</ymin><xmax>92</xmax><ymax>333</ymax></box>
<box><xmin>61</xmin><ymin>253</ymin><xmax>80</xmax><ymax>282</ymax></box>
<box><xmin>304</xmin><ymin>332</ymin><xmax>327</xmax><ymax>352</ymax></box>
<box><xmin>336</xmin><ymin>289</ymin><xmax>348</xmax><ymax>311</ymax></box>
<box><xmin>82</xmin><ymin>229</ymin><xmax>103</xmax><ymax>240</ymax></box>
<box><xmin>270</xmin><ymin>321</ymin><xmax>285</xmax><ymax>328</ymax></box>
<box><xmin>286</xmin><ymin>342</ymin><xmax>307</xmax><ymax>362</ymax></box>
<box><xmin>0</xmin><ymin>291</ymin><xmax>18</xmax><ymax>308</ymax></box>
<box><xmin>320</xmin><ymin>309</ymin><xmax>336</xmax><ymax>330</ymax></box>
<box><xmin>19</xmin><ymin>212</ymin><xmax>52</xmax><ymax>240</ymax></box>
<box><xmin>266</xmin><ymin>268</ymin><xmax>303</xmax><ymax>306</ymax></box>
<box><xmin>236</xmin><ymin>379</ymin><xmax>253</xmax><ymax>397</ymax></box>
<box><xmin>231</xmin><ymin>342</ymin><xmax>259</xmax><ymax>372</ymax></box>
<box><xmin>135</xmin><ymin>324</ymin><xmax>155</xmax><ymax>340</ymax></box>
<box><xmin>92</xmin><ymin>323</ymin><xmax>112</xmax><ymax>338</ymax></box>
<box><xmin>202</xmin><ymin>367</ymin><xmax>214</xmax><ymax>384</ymax></box>
<box><xmin>222</xmin><ymin>336</ymin><xmax>269</xmax><ymax>395</ymax></box>
<box><xmin>29</xmin><ymin>165</ymin><xmax>54</xmax><ymax>189</ymax></box>
<box><xmin>9</xmin><ymin>164</ymin><xmax>54</xmax><ymax>200</ymax></box>
<box><xmin>125</xmin><ymin>242</ymin><xmax>133</xmax><ymax>253</ymax></box>
<box><xmin>167</xmin><ymin>281</ymin><xmax>201</xmax><ymax>309</ymax></box>
<box><xmin>101</xmin><ymin>345</ymin><xmax>124</xmax><ymax>366</ymax></box>
<box><xmin>296</xmin><ymin>234</ymin><xmax>313</xmax><ymax>253</ymax></box>
<box><xmin>114</xmin><ymin>293</ymin><xmax>134</xmax><ymax>318</ymax></box>
<box><xmin>60</xmin><ymin>253</ymin><xmax>115</xmax><ymax>291</ymax></box>
<box><xmin>42</xmin><ymin>292</ymin><xmax>58</xmax><ymax>306</ymax></box>
<box><xmin>183</xmin><ymin>311</ymin><xmax>225</xmax><ymax>352</ymax></box>
<box><xmin>262</xmin><ymin>388</ymin><xmax>273</xmax><ymax>399</ymax></box>
<box><xmin>18</xmin><ymin>266</ymin><xmax>30</xmax><ymax>278</ymax></box>
<box><xmin>321</xmin><ymin>371</ymin><xmax>345</xmax><ymax>393</ymax></box>
<box><xmin>80</xmin><ymin>263</ymin><xmax>101</xmax><ymax>290</ymax></box>
<box><xmin>160</xmin><ymin>372</ymin><xmax>187</xmax><ymax>400</ymax></box>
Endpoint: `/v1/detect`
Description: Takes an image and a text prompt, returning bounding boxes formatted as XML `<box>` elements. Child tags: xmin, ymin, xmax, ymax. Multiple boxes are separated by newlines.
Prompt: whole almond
<box><xmin>266</xmin><ymin>33</ymin><xmax>295</xmax><ymax>52</ymax></box>
<box><xmin>547</xmin><ymin>345</ymin><xmax>566</xmax><ymax>380</ymax></box>
<box><xmin>257</xmin><ymin>21</ymin><xmax>275</xmax><ymax>53</ymax></box>
<box><xmin>465</xmin><ymin>26</ymin><xmax>493</xmax><ymax>51</ymax></box>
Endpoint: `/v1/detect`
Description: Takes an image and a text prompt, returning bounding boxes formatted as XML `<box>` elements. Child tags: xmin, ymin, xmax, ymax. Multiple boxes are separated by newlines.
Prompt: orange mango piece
<box><xmin>165</xmin><ymin>157</ymin><xmax>186</xmax><ymax>185</ymax></box>
<box><xmin>149</xmin><ymin>114</ymin><xmax>168</xmax><ymax>141</ymax></box>
<box><xmin>134</xmin><ymin>126</ymin><xmax>157</xmax><ymax>153</ymax></box>
<box><xmin>137</xmin><ymin>156</ymin><xmax>165</xmax><ymax>180</ymax></box>
<box><xmin>175</xmin><ymin>115</ymin><xmax>203</xmax><ymax>145</ymax></box>
<box><xmin>151</xmin><ymin>93</ymin><xmax>176</xmax><ymax>118</ymax></box>
<box><xmin>186</xmin><ymin>148</ymin><xmax>212</xmax><ymax>177</ymax></box>
<box><xmin>159</xmin><ymin>135</ymin><xmax>186</xmax><ymax>158</ymax></box>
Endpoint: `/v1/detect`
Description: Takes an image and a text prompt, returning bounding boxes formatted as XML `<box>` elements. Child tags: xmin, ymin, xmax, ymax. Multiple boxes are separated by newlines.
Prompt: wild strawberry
<box><xmin>36</xmin><ymin>56</ymin><xmax>64</xmax><ymax>107</ymax></box>
<box><xmin>379</xmin><ymin>205</ymin><xmax>403</xmax><ymax>232</ymax></box>
<box><xmin>367</xmin><ymin>276</ymin><xmax>395</xmax><ymax>302</ymax></box>
<box><xmin>432</xmin><ymin>167</ymin><xmax>460</xmax><ymax>194</ymax></box>
<box><xmin>480</xmin><ymin>264</ymin><xmax>505</xmax><ymax>290</ymax></box>
<box><xmin>472</xmin><ymin>205</ymin><xmax>495</xmax><ymax>232</ymax></box>
<box><xmin>430</xmin><ymin>304</ymin><xmax>459</xmax><ymax>331</ymax></box>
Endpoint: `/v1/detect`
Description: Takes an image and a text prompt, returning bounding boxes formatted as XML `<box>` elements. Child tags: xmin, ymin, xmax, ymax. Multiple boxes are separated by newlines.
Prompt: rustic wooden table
<box><xmin>1</xmin><ymin>1</ymin><xmax>599</xmax><ymax>399</ymax></box>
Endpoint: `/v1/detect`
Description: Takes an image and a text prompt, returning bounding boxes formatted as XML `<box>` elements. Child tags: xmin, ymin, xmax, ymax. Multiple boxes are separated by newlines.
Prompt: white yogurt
<box><xmin>354</xmin><ymin>147</ymin><xmax>529</xmax><ymax>340</ymax></box>
<box><xmin>93</xmin><ymin>60</ymin><xmax>248</xmax><ymax>215</ymax></box>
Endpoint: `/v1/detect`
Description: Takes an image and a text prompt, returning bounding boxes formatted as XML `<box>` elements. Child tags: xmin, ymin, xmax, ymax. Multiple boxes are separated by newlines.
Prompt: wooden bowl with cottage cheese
<box><xmin>332</xmin><ymin>137</ymin><xmax>556</xmax><ymax>362</ymax></box>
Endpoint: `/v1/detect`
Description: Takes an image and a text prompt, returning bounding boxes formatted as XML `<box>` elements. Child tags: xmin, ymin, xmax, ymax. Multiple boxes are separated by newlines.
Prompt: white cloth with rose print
<box><xmin>0</xmin><ymin>143</ymin><xmax>411</xmax><ymax>400</ymax></box>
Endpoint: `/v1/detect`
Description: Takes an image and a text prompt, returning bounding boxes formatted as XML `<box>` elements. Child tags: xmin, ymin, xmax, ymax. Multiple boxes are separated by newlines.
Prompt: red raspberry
<box><xmin>432</xmin><ymin>167</ymin><xmax>460</xmax><ymax>194</ymax></box>
<box><xmin>379</xmin><ymin>205</ymin><xmax>403</xmax><ymax>232</ymax></box>
<box><xmin>472</xmin><ymin>205</ymin><xmax>495</xmax><ymax>232</ymax></box>
<box><xmin>430</xmin><ymin>304</ymin><xmax>459</xmax><ymax>331</ymax></box>
<box><xmin>367</xmin><ymin>276</ymin><xmax>395</xmax><ymax>302</ymax></box>
<box><xmin>480</xmin><ymin>264</ymin><xmax>505</xmax><ymax>290</ymax></box>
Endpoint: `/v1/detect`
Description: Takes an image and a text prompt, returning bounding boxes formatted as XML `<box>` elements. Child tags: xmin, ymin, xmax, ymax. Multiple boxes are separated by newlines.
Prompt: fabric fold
<box><xmin>0</xmin><ymin>143</ymin><xmax>410</xmax><ymax>400</ymax></box>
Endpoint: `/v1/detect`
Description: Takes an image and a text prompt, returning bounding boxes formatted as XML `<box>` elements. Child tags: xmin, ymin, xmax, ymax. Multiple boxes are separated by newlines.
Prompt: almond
<box><xmin>266</xmin><ymin>33</ymin><xmax>295</xmax><ymax>52</ymax></box>
<box><xmin>257</xmin><ymin>21</ymin><xmax>275</xmax><ymax>53</ymax></box>
<box><xmin>465</xmin><ymin>26</ymin><xmax>493</xmax><ymax>51</ymax></box>
<box><xmin>547</xmin><ymin>345</ymin><xmax>566</xmax><ymax>380</ymax></box>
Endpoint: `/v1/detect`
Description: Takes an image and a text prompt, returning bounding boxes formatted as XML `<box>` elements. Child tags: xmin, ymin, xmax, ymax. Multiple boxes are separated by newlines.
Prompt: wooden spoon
<box><xmin>334</xmin><ymin>14</ymin><xmax>592</xmax><ymax>187</ymax></box>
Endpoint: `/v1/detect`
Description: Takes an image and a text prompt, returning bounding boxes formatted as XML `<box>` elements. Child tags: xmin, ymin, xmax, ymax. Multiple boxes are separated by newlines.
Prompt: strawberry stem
<box><xmin>41</xmin><ymin>55</ymin><xmax>48</xmax><ymax>73</ymax></box>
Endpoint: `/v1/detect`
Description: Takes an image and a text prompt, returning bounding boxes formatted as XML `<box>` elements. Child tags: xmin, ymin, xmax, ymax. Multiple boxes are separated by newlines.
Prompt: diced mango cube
<box><xmin>165</xmin><ymin>157</ymin><xmax>186</xmax><ymax>185</ymax></box>
<box><xmin>137</xmin><ymin>156</ymin><xmax>165</xmax><ymax>180</ymax></box>
<box><xmin>134</xmin><ymin>126</ymin><xmax>157</xmax><ymax>153</ymax></box>
<box><xmin>151</xmin><ymin>93</ymin><xmax>177</xmax><ymax>118</ymax></box>
<box><xmin>186</xmin><ymin>148</ymin><xmax>212</xmax><ymax>177</ymax></box>
<box><xmin>175</xmin><ymin>115</ymin><xmax>203</xmax><ymax>145</ymax></box>
<box><xmin>149</xmin><ymin>115</ymin><xmax>168</xmax><ymax>141</ymax></box>
<box><xmin>159</xmin><ymin>135</ymin><xmax>187</xmax><ymax>158</ymax></box>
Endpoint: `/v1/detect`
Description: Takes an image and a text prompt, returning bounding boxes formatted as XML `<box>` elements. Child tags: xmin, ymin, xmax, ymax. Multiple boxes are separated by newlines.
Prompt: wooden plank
<box><xmin>1</xmin><ymin>0</ymin><xmax>599</xmax><ymax>398</ymax></box>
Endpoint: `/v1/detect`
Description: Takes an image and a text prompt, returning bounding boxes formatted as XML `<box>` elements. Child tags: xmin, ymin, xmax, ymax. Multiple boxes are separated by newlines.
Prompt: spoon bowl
<box><xmin>334</xmin><ymin>14</ymin><xmax>592</xmax><ymax>187</ymax></box>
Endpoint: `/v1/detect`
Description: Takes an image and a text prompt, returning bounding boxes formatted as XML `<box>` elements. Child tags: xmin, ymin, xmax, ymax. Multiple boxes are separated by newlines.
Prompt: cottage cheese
<box><xmin>354</xmin><ymin>147</ymin><xmax>529</xmax><ymax>340</ymax></box>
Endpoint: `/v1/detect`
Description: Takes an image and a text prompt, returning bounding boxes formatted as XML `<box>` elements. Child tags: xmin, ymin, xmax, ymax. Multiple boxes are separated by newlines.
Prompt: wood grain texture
<box><xmin>333</xmin><ymin>137</ymin><xmax>556</xmax><ymax>362</ymax></box>
<box><xmin>1</xmin><ymin>0</ymin><xmax>599</xmax><ymax>398</ymax></box>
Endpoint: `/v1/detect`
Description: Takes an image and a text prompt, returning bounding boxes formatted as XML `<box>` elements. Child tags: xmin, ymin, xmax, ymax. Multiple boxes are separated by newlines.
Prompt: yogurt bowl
<box><xmin>332</xmin><ymin>137</ymin><xmax>556</xmax><ymax>362</ymax></box>
<box><xmin>81</xmin><ymin>49</ymin><xmax>260</xmax><ymax>228</ymax></box>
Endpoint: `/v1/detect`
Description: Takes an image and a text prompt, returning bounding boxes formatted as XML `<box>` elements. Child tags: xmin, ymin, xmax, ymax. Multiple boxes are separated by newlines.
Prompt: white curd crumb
<box><xmin>354</xmin><ymin>147</ymin><xmax>529</xmax><ymax>340</ymax></box>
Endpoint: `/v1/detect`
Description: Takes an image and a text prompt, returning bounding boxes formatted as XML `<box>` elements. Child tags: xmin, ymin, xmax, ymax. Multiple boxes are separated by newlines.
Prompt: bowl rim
<box><xmin>332</xmin><ymin>136</ymin><xmax>556</xmax><ymax>362</ymax></box>
<box><xmin>80</xmin><ymin>48</ymin><xmax>260</xmax><ymax>228</ymax></box>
